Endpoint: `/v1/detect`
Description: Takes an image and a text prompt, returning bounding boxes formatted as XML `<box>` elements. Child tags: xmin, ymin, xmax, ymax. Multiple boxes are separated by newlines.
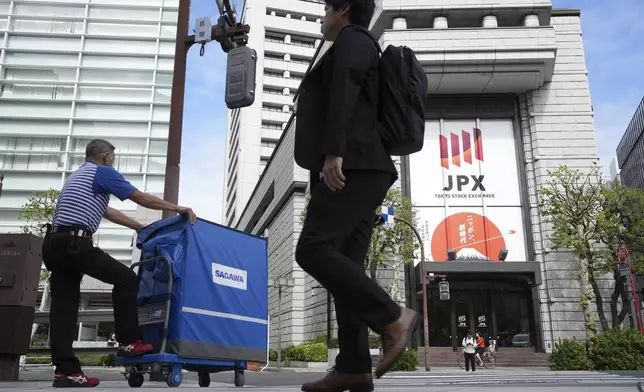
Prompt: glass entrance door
<box><xmin>492</xmin><ymin>290</ymin><xmax>532</xmax><ymax>348</ymax></box>
<box><xmin>426</xmin><ymin>285</ymin><xmax>534</xmax><ymax>350</ymax></box>
<box><xmin>427</xmin><ymin>288</ymin><xmax>452</xmax><ymax>347</ymax></box>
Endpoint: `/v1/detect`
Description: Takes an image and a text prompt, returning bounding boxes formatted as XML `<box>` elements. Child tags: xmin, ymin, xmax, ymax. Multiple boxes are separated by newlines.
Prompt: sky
<box><xmin>178</xmin><ymin>0</ymin><xmax>644</xmax><ymax>224</ymax></box>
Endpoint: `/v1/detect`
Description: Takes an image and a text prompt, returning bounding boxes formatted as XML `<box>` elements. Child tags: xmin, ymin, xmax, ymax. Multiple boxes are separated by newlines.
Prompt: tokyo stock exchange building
<box><xmin>232</xmin><ymin>0</ymin><xmax>601</xmax><ymax>365</ymax></box>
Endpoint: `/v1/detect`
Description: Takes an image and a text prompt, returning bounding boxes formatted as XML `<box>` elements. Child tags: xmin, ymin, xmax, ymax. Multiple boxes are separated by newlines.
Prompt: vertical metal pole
<box><xmin>627</xmin><ymin>255</ymin><xmax>644</xmax><ymax>333</ymax></box>
<box><xmin>277</xmin><ymin>286</ymin><xmax>282</xmax><ymax>369</ymax></box>
<box><xmin>260</xmin><ymin>316</ymin><xmax>270</xmax><ymax>371</ymax></box>
<box><xmin>326</xmin><ymin>291</ymin><xmax>332</xmax><ymax>347</ymax></box>
<box><xmin>394</xmin><ymin>217</ymin><xmax>430</xmax><ymax>371</ymax></box>
<box><xmin>162</xmin><ymin>0</ymin><xmax>191</xmax><ymax>217</ymax></box>
<box><xmin>419</xmin><ymin>240</ymin><xmax>430</xmax><ymax>371</ymax></box>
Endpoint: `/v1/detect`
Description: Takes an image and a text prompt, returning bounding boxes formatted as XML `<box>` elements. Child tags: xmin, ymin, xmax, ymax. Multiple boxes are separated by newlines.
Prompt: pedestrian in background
<box><xmin>43</xmin><ymin>139</ymin><xmax>197</xmax><ymax>388</ymax></box>
<box><xmin>294</xmin><ymin>1</ymin><xmax>420</xmax><ymax>391</ymax></box>
<box><xmin>475</xmin><ymin>331</ymin><xmax>485</xmax><ymax>365</ymax></box>
<box><xmin>462</xmin><ymin>331</ymin><xmax>477</xmax><ymax>372</ymax></box>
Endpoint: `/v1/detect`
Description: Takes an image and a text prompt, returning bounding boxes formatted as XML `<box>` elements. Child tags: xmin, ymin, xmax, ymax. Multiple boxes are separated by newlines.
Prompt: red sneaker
<box><xmin>117</xmin><ymin>340</ymin><xmax>154</xmax><ymax>357</ymax></box>
<box><xmin>53</xmin><ymin>373</ymin><xmax>100</xmax><ymax>388</ymax></box>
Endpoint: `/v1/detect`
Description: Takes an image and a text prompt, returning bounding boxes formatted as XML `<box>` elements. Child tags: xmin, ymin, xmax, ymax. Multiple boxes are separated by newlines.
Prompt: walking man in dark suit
<box><xmin>294</xmin><ymin>1</ymin><xmax>419</xmax><ymax>391</ymax></box>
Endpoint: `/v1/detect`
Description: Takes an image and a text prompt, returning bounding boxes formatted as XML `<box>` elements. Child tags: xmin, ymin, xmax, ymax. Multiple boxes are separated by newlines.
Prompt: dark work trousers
<box><xmin>42</xmin><ymin>232</ymin><xmax>140</xmax><ymax>375</ymax></box>
<box><xmin>296</xmin><ymin>170</ymin><xmax>402</xmax><ymax>374</ymax></box>
<box><xmin>464</xmin><ymin>352</ymin><xmax>476</xmax><ymax>372</ymax></box>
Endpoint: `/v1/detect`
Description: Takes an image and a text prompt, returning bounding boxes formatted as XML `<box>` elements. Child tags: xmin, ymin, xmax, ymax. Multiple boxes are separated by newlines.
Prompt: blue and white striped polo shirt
<box><xmin>53</xmin><ymin>161</ymin><xmax>137</xmax><ymax>233</ymax></box>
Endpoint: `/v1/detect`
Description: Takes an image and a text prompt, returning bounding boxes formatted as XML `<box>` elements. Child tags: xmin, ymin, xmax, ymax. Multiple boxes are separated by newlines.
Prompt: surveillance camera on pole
<box><xmin>193</xmin><ymin>1</ymin><xmax>256</xmax><ymax>109</ymax></box>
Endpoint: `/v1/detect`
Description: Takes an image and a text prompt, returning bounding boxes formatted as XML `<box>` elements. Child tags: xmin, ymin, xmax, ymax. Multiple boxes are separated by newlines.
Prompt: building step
<box><xmin>415</xmin><ymin>347</ymin><xmax>550</xmax><ymax>368</ymax></box>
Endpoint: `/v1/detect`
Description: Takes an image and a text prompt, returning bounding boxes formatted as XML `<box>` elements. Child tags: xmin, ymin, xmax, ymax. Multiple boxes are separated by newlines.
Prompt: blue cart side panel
<box><xmin>179</xmin><ymin>220</ymin><xmax>268</xmax><ymax>362</ymax></box>
<box><xmin>135</xmin><ymin>216</ymin><xmax>268</xmax><ymax>363</ymax></box>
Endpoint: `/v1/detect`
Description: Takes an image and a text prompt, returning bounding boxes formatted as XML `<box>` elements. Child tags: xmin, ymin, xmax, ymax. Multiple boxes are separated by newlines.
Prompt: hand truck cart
<box><xmin>116</xmin><ymin>216</ymin><xmax>269</xmax><ymax>388</ymax></box>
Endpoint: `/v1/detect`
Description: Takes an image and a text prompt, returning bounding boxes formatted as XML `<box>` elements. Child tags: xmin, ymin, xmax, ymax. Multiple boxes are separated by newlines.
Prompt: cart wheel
<box><xmin>234</xmin><ymin>371</ymin><xmax>244</xmax><ymax>387</ymax></box>
<box><xmin>166</xmin><ymin>365</ymin><xmax>182</xmax><ymax>388</ymax></box>
<box><xmin>198</xmin><ymin>373</ymin><xmax>211</xmax><ymax>387</ymax></box>
<box><xmin>127</xmin><ymin>372</ymin><xmax>144</xmax><ymax>388</ymax></box>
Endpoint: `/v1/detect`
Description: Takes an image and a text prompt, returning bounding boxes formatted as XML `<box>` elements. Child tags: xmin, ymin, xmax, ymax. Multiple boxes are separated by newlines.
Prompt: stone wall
<box><xmin>520</xmin><ymin>13</ymin><xmax>607</xmax><ymax>351</ymax></box>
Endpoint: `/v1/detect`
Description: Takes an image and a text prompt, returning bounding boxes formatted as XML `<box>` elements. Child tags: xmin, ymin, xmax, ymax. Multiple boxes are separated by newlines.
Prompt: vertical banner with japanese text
<box><xmin>410</xmin><ymin>119</ymin><xmax>528</xmax><ymax>263</ymax></box>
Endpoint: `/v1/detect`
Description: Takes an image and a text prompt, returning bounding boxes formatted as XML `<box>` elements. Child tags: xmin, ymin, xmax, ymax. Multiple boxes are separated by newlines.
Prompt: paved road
<box><xmin>4</xmin><ymin>367</ymin><xmax>643</xmax><ymax>391</ymax></box>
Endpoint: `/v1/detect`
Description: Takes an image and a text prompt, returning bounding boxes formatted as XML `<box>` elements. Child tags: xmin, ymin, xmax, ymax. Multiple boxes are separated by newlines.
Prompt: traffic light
<box><xmin>225</xmin><ymin>45</ymin><xmax>257</xmax><ymax>109</ymax></box>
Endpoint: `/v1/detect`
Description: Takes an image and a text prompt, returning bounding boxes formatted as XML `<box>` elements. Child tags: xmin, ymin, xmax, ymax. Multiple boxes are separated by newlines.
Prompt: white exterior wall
<box><xmin>520</xmin><ymin>13</ymin><xmax>604</xmax><ymax>351</ymax></box>
<box><xmin>0</xmin><ymin>0</ymin><xmax>177</xmax><ymax>296</ymax></box>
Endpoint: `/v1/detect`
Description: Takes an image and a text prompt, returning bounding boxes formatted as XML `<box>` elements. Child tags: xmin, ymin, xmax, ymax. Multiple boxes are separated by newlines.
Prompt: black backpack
<box><xmin>357</xmin><ymin>27</ymin><xmax>428</xmax><ymax>156</ymax></box>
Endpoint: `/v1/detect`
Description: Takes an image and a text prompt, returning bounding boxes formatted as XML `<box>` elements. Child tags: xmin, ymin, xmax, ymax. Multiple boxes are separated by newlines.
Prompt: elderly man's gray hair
<box><xmin>85</xmin><ymin>139</ymin><xmax>115</xmax><ymax>159</ymax></box>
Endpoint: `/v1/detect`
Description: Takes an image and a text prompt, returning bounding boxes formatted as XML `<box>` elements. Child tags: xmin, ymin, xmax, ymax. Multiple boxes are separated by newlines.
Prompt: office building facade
<box><xmin>0</xmin><ymin>0</ymin><xmax>178</xmax><ymax>344</ymax></box>
<box><xmin>237</xmin><ymin>0</ymin><xmax>607</xmax><ymax>358</ymax></box>
<box><xmin>616</xmin><ymin>97</ymin><xmax>644</xmax><ymax>189</ymax></box>
<box><xmin>223</xmin><ymin>0</ymin><xmax>325</xmax><ymax>227</ymax></box>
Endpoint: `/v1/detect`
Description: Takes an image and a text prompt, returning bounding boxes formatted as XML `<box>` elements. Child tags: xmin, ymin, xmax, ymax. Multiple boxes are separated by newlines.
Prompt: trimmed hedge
<box><xmin>281</xmin><ymin>342</ymin><xmax>328</xmax><ymax>362</ymax></box>
<box><xmin>25</xmin><ymin>354</ymin><xmax>116</xmax><ymax>367</ymax></box>
<box><xmin>389</xmin><ymin>349</ymin><xmax>418</xmax><ymax>372</ymax></box>
<box><xmin>314</xmin><ymin>333</ymin><xmax>382</xmax><ymax>349</ymax></box>
<box><xmin>549</xmin><ymin>340</ymin><xmax>592</xmax><ymax>370</ymax></box>
<box><xmin>99</xmin><ymin>354</ymin><xmax>116</xmax><ymax>367</ymax></box>
<box><xmin>549</xmin><ymin>327</ymin><xmax>644</xmax><ymax>371</ymax></box>
<box><xmin>274</xmin><ymin>334</ymin><xmax>416</xmax><ymax>371</ymax></box>
<box><xmin>588</xmin><ymin>327</ymin><xmax>644</xmax><ymax>371</ymax></box>
<box><xmin>25</xmin><ymin>356</ymin><xmax>51</xmax><ymax>365</ymax></box>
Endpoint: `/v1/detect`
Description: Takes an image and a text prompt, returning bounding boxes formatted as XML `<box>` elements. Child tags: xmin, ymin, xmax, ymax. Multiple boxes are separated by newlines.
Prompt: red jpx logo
<box><xmin>439</xmin><ymin>128</ymin><xmax>484</xmax><ymax>169</ymax></box>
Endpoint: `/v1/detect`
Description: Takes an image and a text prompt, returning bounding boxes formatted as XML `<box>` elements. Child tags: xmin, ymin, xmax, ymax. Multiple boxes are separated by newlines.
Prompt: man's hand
<box><xmin>178</xmin><ymin>206</ymin><xmax>197</xmax><ymax>224</ymax></box>
<box><xmin>323</xmin><ymin>155</ymin><xmax>345</xmax><ymax>191</ymax></box>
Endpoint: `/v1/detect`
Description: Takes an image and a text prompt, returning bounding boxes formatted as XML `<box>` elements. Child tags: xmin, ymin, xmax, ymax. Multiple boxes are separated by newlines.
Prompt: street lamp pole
<box><xmin>392</xmin><ymin>216</ymin><xmax>430</xmax><ymax>372</ymax></box>
<box><xmin>618</xmin><ymin>245</ymin><xmax>643</xmax><ymax>333</ymax></box>
<box><xmin>277</xmin><ymin>285</ymin><xmax>282</xmax><ymax>369</ymax></box>
<box><xmin>162</xmin><ymin>0</ymin><xmax>191</xmax><ymax>217</ymax></box>
<box><xmin>326</xmin><ymin>291</ymin><xmax>332</xmax><ymax>347</ymax></box>
<box><xmin>268</xmin><ymin>276</ymin><xmax>295</xmax><ymax>370</ymax></box>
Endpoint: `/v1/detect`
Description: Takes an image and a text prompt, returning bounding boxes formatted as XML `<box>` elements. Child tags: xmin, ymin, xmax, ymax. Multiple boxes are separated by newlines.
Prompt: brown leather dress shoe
<box><xmin>301</xmin><ymin>368</ymin><xmax>374</xmax><ymax>392</ymax></box>
<box><xmin>375</xmin><ymin>307</ymin><xmax>420</xmax><ymax>379</ymax></box>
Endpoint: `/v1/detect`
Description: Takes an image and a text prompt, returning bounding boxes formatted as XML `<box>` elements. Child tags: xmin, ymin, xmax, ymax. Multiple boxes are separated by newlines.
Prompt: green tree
<box><xmin>19</xmin><ymin>188</ymin><xmax>60</xmax><ymax>237</ymax></box>
<box><xmin>539</xmin><ymin>163</ymin><xmax>644</xmax><ymax>333</ymax></box>
<box><xmin>366</xmin><ymin>188</ymin><xmax>418</xmax><ymax>303</ymax></box>
<box><xmin>598</xmin><ymin>182</ymin><xmax>644</xmax><ymax>327</ymax></box>
<box><xmin>538</xmin><ymin>163</ymin><xmax>605</xmax><ymax>334</ymax></box>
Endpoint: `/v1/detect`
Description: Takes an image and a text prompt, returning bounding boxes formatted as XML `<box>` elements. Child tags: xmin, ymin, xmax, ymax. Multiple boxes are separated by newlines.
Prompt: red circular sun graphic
<box><xmin>431</xmin><ymin>213</ymin><xmax>506</xmax><ymax>262</ymax></box>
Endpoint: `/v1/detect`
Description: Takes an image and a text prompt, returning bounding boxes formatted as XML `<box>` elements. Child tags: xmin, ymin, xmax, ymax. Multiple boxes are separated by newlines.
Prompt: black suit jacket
<box><xmin>294</xmin><ymin>25</ymin><xmax>397</xmax><ymax>175</ymax></box>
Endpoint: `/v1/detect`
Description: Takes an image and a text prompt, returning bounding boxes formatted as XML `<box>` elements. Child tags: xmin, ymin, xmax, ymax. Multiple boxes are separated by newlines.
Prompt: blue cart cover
<box><xmin>136</xmin><ymin>216</ymin><xmax>268</xmax><ymax>363</ymax></box>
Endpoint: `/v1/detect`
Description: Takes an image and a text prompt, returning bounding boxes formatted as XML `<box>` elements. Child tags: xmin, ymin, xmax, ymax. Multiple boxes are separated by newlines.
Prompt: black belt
<box><xmin>51</xmin><ymin>225</ymin><xmax>92</xmax><ymax>238</ymax></box>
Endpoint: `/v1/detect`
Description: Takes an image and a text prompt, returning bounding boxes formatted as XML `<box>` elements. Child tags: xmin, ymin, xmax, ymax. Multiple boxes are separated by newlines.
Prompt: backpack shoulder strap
<box><xmin>339</xmin><ymin>24</ymin><xmax>382</xmax><ymax>54</ymax></box>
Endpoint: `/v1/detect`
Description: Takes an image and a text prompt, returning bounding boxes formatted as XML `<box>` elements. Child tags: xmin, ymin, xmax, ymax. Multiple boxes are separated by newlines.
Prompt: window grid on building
<box><xmin>0</xmin><ymin>0</ymin><xmax>179</xmax><ymax>262</ymax></box>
